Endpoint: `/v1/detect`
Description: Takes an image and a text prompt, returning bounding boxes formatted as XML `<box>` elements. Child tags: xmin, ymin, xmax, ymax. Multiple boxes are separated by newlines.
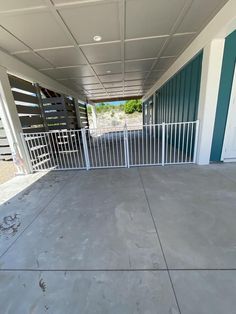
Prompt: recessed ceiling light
<box><xmin>106</xmin><ymin>70</ymin><xmax>111</xmax><ymax>74</ymax></box>
<box><xmin>93</xmin><ymin>35</ymin><xmax>102</xmax><ymax>42</ymax></box>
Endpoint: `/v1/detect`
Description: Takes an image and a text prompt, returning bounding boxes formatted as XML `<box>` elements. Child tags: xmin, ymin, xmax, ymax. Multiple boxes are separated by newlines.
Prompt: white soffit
<box><xmin>0</xmin><ymin>0</ymin><xmax>230</xmax><ymax>100</ymax></box>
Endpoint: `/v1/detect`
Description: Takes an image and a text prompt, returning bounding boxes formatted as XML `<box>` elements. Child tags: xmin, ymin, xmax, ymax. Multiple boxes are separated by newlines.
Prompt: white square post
<box><xmin>196</xmin><ymin>39</ymin><xmax>225</xmax><ymax>165</ymax></box>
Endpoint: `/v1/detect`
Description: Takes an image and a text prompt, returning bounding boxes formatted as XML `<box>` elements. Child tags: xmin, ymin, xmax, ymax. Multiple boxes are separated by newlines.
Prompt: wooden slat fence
<box><xmin>9</xmin><ymin>75</ymin><xmax>46</xmax><ymax>134</ymax></box>
<box><xmin>78</xmin><ymin>102</ymin><xmax>89</xmax><ymax>129</ymax></box>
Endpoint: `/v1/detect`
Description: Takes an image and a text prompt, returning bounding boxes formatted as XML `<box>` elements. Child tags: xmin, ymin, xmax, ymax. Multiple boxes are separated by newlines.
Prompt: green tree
<box><xmin>135</xmin><ymin>100</ymin><xmax>142</xmax><ymax>112</ymax></box>
<box><xmin>124</xmin><ymin>99</ymin><xmax>142</xmax><ymax>114</ymax></box>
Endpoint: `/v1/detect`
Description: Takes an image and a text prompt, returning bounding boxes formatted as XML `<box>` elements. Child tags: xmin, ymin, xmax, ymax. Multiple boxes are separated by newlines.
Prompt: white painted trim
<box><xmin>0</xmin><ymin>48</ymin><xmax>85</xmax><ymax>100</ymax></box>
<box><xmin>221</xmin><ymin>63</ymin><xmax>236</xmax><ymax>161</ymax></box>
<box><xmin>222</xmin><ymin>158</ymin><xmax>236</xmax><ymax>163</ymax></box>
<box><xmin>196</xmin><ymin>39</ymin><xmax>225</xmax><ymax>165</ymax></box>
<box><xmin>143</xmin><ymin>0</ymin><xmax>236</xmax><ymax>101</ymax></box>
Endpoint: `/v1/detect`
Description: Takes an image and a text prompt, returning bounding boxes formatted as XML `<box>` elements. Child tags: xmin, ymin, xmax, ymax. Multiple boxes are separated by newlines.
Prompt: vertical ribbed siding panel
<box><xmin>142</xmin><ymin>52</ymin><xmax>203</xmax><ymax>162</ymax></box>
<box><xmin>210</xmin><ymin>30</ymin><xmax>236</xmax><ymax>161</ymax></box>
<box><xmin>150</xmin><ymin>52</ymin><xmax>202</xmax><ymax>124</ymax></box>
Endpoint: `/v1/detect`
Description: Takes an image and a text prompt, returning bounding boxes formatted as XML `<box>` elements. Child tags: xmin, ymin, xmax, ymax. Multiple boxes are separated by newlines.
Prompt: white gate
<box><xmin>22</xmin><ymin>121</ymin><xmax>199</xmax><ymax>172</ymax></box>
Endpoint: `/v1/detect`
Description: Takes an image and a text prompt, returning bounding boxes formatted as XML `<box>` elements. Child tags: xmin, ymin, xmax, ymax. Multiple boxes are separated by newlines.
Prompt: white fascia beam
<box><xmin>0</xmin><ymin>48</ymin><xmax>85</xmax><ymax>101</ymax></box>
<box><xmin>143</xmin><ymin>0</ymin><xmax>236</xmax><ymax>101</ymax></box>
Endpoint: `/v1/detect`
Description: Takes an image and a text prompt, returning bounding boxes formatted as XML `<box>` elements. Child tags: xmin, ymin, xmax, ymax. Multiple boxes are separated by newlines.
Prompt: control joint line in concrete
<box><xmin>138</xmin><ymin>168</ymin><xmax>182</xmax><ymax>314</ymax></box>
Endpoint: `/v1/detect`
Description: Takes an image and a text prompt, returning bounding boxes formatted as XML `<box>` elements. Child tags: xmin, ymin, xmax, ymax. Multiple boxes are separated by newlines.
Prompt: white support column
<box><xmin>0</xmin><ymin>66</ymin><xmax>31</xmax><ymax>173</ymax></box>
<box><xmin>196</xmin><ymin>39</ymin><xmax>225</xmax><ymax>165</ymax></box>
<box><xmin>91</xmin><ymin>104</ymin><xmax>97</xmax><ymax>129</ymax></box>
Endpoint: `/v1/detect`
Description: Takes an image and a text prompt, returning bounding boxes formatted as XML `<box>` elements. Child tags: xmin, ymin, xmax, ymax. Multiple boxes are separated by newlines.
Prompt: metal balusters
<box><xmin>21</xmin><ymin>121</ymin><xmax>199</xmax><ymax>171</ymax></box>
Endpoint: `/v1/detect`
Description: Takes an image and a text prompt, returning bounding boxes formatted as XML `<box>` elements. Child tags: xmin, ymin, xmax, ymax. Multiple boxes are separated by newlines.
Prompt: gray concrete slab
<box><xmin>0</xmin><ymin>270</ymin><xmax>179</xmax><ymax>314</ymax></box>
<box><xmin>0</xmin><ymin>172</ymin><xmax>44</xmax><ymax>205</ymax></box>
<box><xmin>1</xmin><ymin>163</ymin><xmax>236</xmax><ymax>313</ymax></box>
<box><xmin>0</xmin><ymin>169</ymin><xmax>166</xmax><ymax>269</ymax></box>
<box><xmin>171</xmin><ymin>270</ymin><xmax>236</xmax><ymax>314</ymax></box>
<box><xmin>139</xmin><ymin>165</ymin><xmax>236</xmax><ymax>269</ymax></box>
<box><xmin>208</xmin><ymin>162</ymin><xmax>236</xmax><ymax>184</ymax></box>
<box><xmin>0</xmin><ymin>171</ymin><xmax>74</xmax><ymax>257</ymax></box>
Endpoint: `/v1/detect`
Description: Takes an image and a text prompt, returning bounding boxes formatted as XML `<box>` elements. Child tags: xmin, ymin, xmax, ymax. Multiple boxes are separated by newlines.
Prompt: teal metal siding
<box><xmin>210</xmin><ymin>30</ymin><xmax>236</xmax><ymax>161</ymax></box>
<box><xmin>141</xmin><ymin>52</ymin><xmax>203</xmax><ymax>162</ymax></box>
<box><xmin>143</xmin><ymin>96</ymin><xmax>154</xmax><ymax>125</ymax></box>
<box><xmin>154</xmin><ymin>52</ymin><xmax>203</xmax><ymax>124</ymax></box>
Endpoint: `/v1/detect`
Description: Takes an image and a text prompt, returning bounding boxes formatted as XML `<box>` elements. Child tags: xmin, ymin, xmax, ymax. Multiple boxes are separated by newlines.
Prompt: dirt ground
<box><xmin>0</xmin><ymin>161</ymin><xmax>16</xmax><ymax>185</ymax></box>
<box><xmin>88</xmin><ymin>110</ymin><xmax>142</xmax><ymax>129</ymax></box>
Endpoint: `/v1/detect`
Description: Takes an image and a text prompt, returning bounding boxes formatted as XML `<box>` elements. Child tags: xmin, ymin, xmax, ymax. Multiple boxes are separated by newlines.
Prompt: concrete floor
<box><xmin>0</xmin><ymin>164</ymin><xmax>236</xmax><ymax>313</ymax></box>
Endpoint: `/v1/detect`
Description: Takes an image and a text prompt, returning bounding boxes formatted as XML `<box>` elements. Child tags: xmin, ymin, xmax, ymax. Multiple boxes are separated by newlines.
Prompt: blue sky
<box><xmin>96</xmin><ymin>101</ymin><xmax>126</xmax><ymax>106</ymax></box>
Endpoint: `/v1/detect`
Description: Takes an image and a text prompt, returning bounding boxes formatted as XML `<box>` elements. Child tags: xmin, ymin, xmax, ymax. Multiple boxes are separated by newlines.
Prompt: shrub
<box><xmin>124</xmin><ymin>99</ymin><xmax>142</xmax><ymax>114</ymax></box>
<box><xmin>124</xmin><ymin>100</ymin><xmax>136</xmax><ymax>114</ymax></box>
<box><xmin>135</xmin><ymin>100</ymin><xmax>142</xmax><ymax>112</ymax></box>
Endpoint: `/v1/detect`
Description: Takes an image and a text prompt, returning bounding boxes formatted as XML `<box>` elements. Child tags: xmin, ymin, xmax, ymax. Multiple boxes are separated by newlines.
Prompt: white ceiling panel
<box><xmin>103</xmin><ymin>81</ymin><xmax>123</xmax><ymax>88</ymax></box>
<box><xmin>125</xmin><ymin>37</ymin><xmax>166</xmax><ymax>60</ymax></box>
<box><xmin>56</xmin><ymin>65</ymin><xmax>93</xmax><ymax>78</ymax></box>
<box><xmin>93</xmin><ymin>62</ymin><xmax>122</xmax><ymax>76</ymax></box>
<box><xmin>59</xmin><ymin>2</ymin><xmax>120</xmax><ymax>44</ymax></box>
<box><xmin>106</xmin><ymin>86</ymin><xmax>124</xmax><ymax>91</ymax></box>
<box><xmin>154</xmin><ymin>56</ymin><xmax>177</xmax><ymax>71</ymax></box>
<box><xmin>126</xmin><ymin>0</ymin><xmax>186</xmax><ymax>39</ymax></box>
<box><xmin>125</xmin><ymin>59</ymin><xmax>154</xmax><ymax>73</ymax></box>
<box><xmin>15</xmin><ymin>52</ymin><xmax>52</xmax><ymax>69</ymax></box>
<box><xmin>124</xmin><ymin>71</ymin><xmax>148</xmax><ymax>80</ymax></box>
<box><xmin>37</xmin><ymin>47</ymin><xmax>87</xmax><ymax>67</ymax></box>
<box><xmin>91</xmin><ymin>92</ymin><xmax>107</xmax><ymax>97</ymax></box>
<box><xmin>41</xmin><ymin>66</ymin><xmax>93</xmax><ymax>79</ymax></box>
<box><xmin>124</xmin><ymin>90</ymin><xmax>142</xmax><ymax>95</ymax></box>
<box><xmin>106</xmin><ymin>88</ymin><xmax>124</xmax><ymax>94</ymax></box>
<box><xmin>0</xmin><ymin>0</ymin><xmax>45</xmax><ymax>12</ymax></box>
<box><xmin>108</xmin><ymin>91</ymin><xmax>123</xmax><ymax>95</ymax></box>
<box><xmin>145</xmin><ymin>75</ymin><xmax>161</xmax><ymax>86</ymax></box>
<box><xmin>52</xmin><ymin>0</ymin><xmax>87</xmax><ymax>3</ymax></box>
<box><xmin>82</xmin><ymin>84</ymin><xmax>102</xmax><ymax>90</ymax></box>
<box><xmin>0</xmin><ymin>0</ymin><xmax>229</xmax><ymax>101</ymax></box>
<box><xmin>0</xmin><ymin>11</ymin><xmax>71</xmax><ymax>49</ymax></box>
<box><xmin>162</xmin><ymin>34</ymin><xmax>195</xmax><ymax>57</ymax></box>
<box><xmin>177</xmin><ymin>0</ymin><xmax>229</xmax><ymax>33</ymax></box>
<box><xmin>0</xmin><ymin>27</ymin><xmax>27</xmax><ymax>53</ymax></box>
<box><xmin>124</xmin><ymin>80</ymin><xmax>144</xmax><ymax>87</ymax></box>
<box><xmin>67</xmin><ymin>76</ymin><xmax>99</xmax><ymax>85</ymax></box>
<box><xmin>40</xmin><ymin>68</ymin><xmax>63</xmax><ymax>79</ymax></box>
<box><xmin>99</xmin><ymin>74</ymin><xmax>123</xmax><ymax>83</ymax></box>
<box><xmin>124</xmin><ymin>85</ymin><xmax>142</xmax><ymax>91</ymax></box>
<box><xmin>81</xmin><ymin>42</ymin><xmax>121</xmax><ymax>64</ymax></box>
<box><xmin>89</xmin><ymin>89</ymin><xmax>106</xmax><ymax>94</ymax></box>
<box><xmin>147</xmin><ymin>72</ymin><xmax>161</xmax><ymax>81</ymax></box>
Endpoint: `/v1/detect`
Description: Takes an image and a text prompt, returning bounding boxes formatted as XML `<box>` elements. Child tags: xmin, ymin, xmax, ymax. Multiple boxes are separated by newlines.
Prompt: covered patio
<box><xmin>0</xmin><ymin>163</ymin><xmax>236</xmax><ymax>313</ymax></box>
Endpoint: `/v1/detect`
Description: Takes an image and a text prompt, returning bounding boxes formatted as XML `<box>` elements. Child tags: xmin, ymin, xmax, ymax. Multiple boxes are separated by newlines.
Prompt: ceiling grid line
<box><xmin>43</xmin><ymin>0</ymin><xmax>109</xmax><ymax>98</ymax></box>
<box><xmin>138</xmin><ymin>0</ymin><xmax>195</xmax><ymax>96</ymax></box>
<box><xmin>0</xmin><ymin>0</ymin><xmax>229</xmax><ymax>101</ymax></box>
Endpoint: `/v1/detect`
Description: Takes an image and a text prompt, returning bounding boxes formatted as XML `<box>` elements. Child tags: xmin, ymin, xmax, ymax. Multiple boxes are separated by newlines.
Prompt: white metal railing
<box><xmin>86</xmin><ymin>126</ymin><xmax>126</xmax><ymax>168</ymax></box>
<box><xmin>22</xmin><ymin>120</ymin><xmax>199</xmax><ymax>171</ymax></box>
<box><xmin>22</xmin><ymin>129</ymin><xmax>86</xmax><ymax>171</ymax></box>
